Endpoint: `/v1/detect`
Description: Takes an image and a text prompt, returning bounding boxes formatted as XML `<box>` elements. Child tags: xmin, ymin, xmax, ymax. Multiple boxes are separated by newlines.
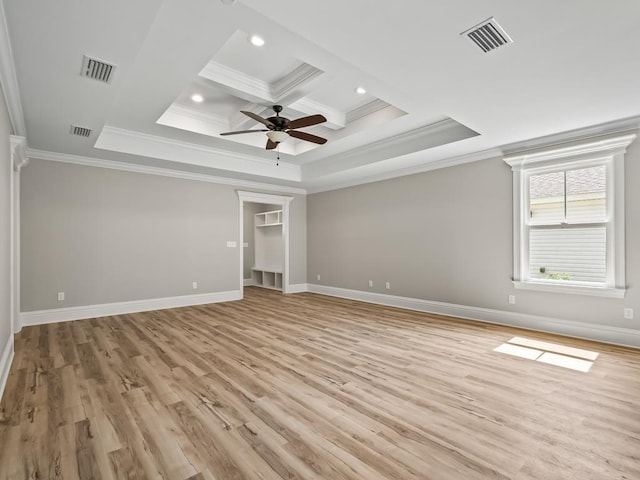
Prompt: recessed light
<box><xmin>356</xmin><ymin>86</ymin><xmax>367</xmax><ymax>95</ymax></box>
<box><xmin>220</xmin><ymin>0</ymin><xmax>236</xmax><ymax>4</ymax></box>
<box><xmin>191</xmin><ymin>94</ymin><xmax>204</xmax><ymax>103</ymax></box>
<box><xmin>250</xmin><ymin>35</ymin><xmax>265</xmax><ymax>47</ymax></box>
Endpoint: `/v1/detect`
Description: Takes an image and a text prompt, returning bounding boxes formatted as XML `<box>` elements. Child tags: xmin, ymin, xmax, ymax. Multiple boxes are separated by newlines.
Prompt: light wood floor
<box><xmin>1</xmin><ymin>288</ymin><xmax>639</xmax><ymax>479</ymax></box>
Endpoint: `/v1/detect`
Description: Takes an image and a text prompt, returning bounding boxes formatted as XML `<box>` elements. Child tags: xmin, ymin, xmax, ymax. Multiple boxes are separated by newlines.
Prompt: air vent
<box><xmin>80</xmin><ymin>55</ymin><xmax>116</xmax><ymax>83</ymax></box>
<box><xmin>70</xmin><ymin>125</ymin><xmax>92</xmax><ymax>137</ymax></box>
<box><xmin>461</xmin><ymin>17</ymin><xmax>513</xmax><ymax>53</ymax></box>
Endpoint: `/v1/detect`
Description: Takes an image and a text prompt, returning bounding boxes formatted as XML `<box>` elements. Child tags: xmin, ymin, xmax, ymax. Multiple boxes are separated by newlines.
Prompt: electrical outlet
<box><xmin>57</xmin><ymin>292</ymin><xmax>65</xmax><ymax>301</ymax></box>
<box><xmin>624</xmin><ymin>308</ymin><xmax>634</xmax><ymax>319</ymax></box>
<box><xmin>316</xmin><ymin>274</ymin><xmax>321</xmax><ymax>281</ymax></box>
<box><xmin>385</xmin><ymin>282</ymin><xmax>390</xmax><ymax>290</ymax></box>
<box><xmin>192</xmin><ymin>282</ymin><xmax>198</xmax><ymax>290</ymax></box>
<box><xmin>508</xmin><ymin>295</ymin><xmax>516</xmax><ymax>305</ymax></box>
<box><xmin>368</xmin><ymin>280</ymin><xmax>373</xmax><ymax>287</ymax></box>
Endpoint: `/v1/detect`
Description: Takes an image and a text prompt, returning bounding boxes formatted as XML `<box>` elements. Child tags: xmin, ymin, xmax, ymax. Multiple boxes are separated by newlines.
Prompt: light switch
<box><xmin>226</xmin><ymin>241</ymin><xmax>237</xmax><ymax>248</ymax></box>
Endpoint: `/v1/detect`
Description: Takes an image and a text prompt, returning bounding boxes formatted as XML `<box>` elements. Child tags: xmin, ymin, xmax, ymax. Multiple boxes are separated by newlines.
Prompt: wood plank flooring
<box><xmin>1</xmin><ymin>287</ymin><xmax>639</xmax><ymax>479</ymax></box>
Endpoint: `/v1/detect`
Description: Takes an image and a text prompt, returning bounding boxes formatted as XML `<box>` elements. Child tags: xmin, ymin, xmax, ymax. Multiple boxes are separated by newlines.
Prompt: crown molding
<box><xmin>503</xmin><ymin>116</ymin><xmax>640</xmax><ymax>156</ymax></box>
<box><xmin>26</xmin><ymin>148</ymin><xmax>307</xmax><ymax>195</ymax></box>
<box><xmin>229</xmin><ymin>102</ymin><xmax>269</xmax><ymax>131</ymax></box>
<box><xmin>95</xmin><ymin>126</ymin><xmax>302</xmax><ymax>181</ymax></box>
<box><xmin>0</xmin><ymin>1</ymin><xmax>26</xmax><ymax>136</ymax></box>
<box><xmin>200</xmin><ymin>61</ymin><xmax>324</xmax><ymax>110</ymax></box>
<box><xmin>200</xmin><ymin>61</ymin><xmax>273</xmax><ymax>102</ymax></box>
<box><xmin>303</xmin><ymin>117</ymin><xmax>479</xmax><ymax>180</ymax></box>
<box><xmin>504</xmin><ymin>132</ymin><xmax>637</xmax><ymax>169</ymax></box>
<box><xmin>305</xmin><ymin>147</ymin><xmax>503</xmax><ymax>194</ymax></box>
<box><xmin>164</xmin><ymin>104</ymin><xmax>229</xmax><ymax>127</ymax></box>
<box><xmin>10</xmin><ymin>135</ymin><xmax>27</xmax><ymax>171</ymax></box>
<box><xmin>289</xmin><ymin>96</ymin><xmax>345</xmax><ymax>130</ymax></box>
<box><xmin>271</xmin><ymin>62</ymin><xmax>323</xmax><ymax>100</ymax></box>
<box><xmin>346</xmin><ymin>99</ymin><xmax>391</xmax><ymax>124</ymax></box>
<box><xmin>345</xmin><ymin>118</ymin><xmax>472</xmax><ymax>161</ymax></box>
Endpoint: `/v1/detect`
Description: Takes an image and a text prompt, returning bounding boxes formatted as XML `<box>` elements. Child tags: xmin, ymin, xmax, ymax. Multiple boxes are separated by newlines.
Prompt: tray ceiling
<box><xmin>2</xmin><ymin>0</ymin><xmax>640</xmax><ymax>192</ymax></box>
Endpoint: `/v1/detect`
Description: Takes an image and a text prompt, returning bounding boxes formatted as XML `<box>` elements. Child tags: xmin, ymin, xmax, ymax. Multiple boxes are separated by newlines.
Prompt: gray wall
<box><xmin>21</xmin><ymin>159</ymin><xmax>307</xmax><ymax>311</ymax></box>
<box><xmin>308</xmin><ymin>137</ymin><xmax>640</xmax><ymax>331</ymax></box>
<box><xmin>0</xmin><ymin>89</ymin><xmax>12</xmax><ymax>352</ymax></box>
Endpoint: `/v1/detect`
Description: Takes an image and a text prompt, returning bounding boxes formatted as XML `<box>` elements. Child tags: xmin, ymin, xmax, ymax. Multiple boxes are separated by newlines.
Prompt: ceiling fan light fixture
<box><xmin>266</xmin><ymin>130</ymin><xmax>289</xmax><ymax>144</ymax></box>
<box><xmin>249</xmin><ymin>34</ymin><xmax>265</xmax><ymax>47</ymax></box>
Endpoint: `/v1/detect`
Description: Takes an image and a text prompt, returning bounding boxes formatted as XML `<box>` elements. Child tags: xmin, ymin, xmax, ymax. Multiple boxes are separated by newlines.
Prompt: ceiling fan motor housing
<box><xmin>220</xmin><ymin>104</ymin><xmax>328</xmax><ymax>149</ymax></box>
<box><xmin>267</xmin><ymin>105</ymin><xmax>288</xmax><ymax>130</ymax></box>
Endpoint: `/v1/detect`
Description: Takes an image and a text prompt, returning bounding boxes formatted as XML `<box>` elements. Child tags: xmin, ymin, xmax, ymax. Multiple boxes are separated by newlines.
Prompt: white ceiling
<box><xmin>2</xmin><ymin>0</ymin><xmax>640</xmax><ymax>192</ymax></box>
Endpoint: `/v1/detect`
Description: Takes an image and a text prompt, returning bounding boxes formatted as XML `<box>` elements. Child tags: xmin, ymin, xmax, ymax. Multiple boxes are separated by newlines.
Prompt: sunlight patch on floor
<box><xmin>493</xmin><ymin>336</ymin><xmax>598</xmax><ymax>372</ymax></box>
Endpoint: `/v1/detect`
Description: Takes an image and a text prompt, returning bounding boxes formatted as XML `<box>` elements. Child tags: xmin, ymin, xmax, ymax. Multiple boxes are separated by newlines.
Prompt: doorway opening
<box><xmin>237</xmin><ymin>191</ymin><xmax>293</xmax><ymax>296</ymax></box>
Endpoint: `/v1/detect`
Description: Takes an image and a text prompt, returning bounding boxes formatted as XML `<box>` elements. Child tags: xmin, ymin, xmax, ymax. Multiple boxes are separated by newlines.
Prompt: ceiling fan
<box><xmin>220</xmin><ymin>105</ymin><xmax>328</xmax><ymax>150</ymax></box>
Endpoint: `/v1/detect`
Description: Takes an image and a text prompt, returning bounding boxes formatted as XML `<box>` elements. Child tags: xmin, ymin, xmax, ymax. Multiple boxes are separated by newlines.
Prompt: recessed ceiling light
<box><xmin>191</xmin><ymin>94</ymin><xmax>204</xmax><ymax>103</ymax></box>
<box><xmin>250</xmin><ymin>35</ymin><xmax>265</xmax><ymax>47</ymax></box>
<box><xmin>220</xmin><ymin>0</ymin><xmax>236</xmax><ymax>4</ymax></box>
<box><xmin>356</xmin><ymin>86</ymin><xmax>367</xmax><ymax>95</ymax></box>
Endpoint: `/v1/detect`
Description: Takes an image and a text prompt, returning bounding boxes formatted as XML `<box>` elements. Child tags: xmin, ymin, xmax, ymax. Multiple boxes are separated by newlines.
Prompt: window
<box><xmin>504</xmin><ymin>134</ymin><xmax>635</xmax><ymax>298</ymax></box>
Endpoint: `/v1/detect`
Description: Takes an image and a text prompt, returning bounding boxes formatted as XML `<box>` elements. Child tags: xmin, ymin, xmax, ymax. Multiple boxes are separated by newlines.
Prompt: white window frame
<box><xmin>504</xmin><ymin>133</ymin><xmax>635</xmax><ymax>299</ymax></box>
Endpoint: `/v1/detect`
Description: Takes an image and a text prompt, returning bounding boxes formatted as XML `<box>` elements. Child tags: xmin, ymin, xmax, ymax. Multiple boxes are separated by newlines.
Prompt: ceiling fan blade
<box><xmin>241</xmin><ymin>111</ymin><xmax>275</xmax><ymax>128</ymax></box>
<box><xmin>288</xmin><ymin>130</ymin><xmax>327</xmax><ymax>145</ymax></box>
<box><xmin>286</xmin><ymin>114</ymin><xmax>327</xmax><ymax>130</ymax></box>
<box><xmin>266</xmin><ymin>139</ymin><xmax>278</xmax><ymax>150</ymax></box>
<box><xmin>220</xmin><ymin>129</ymin><xmax>269</xmax><ymax>136</ymax></box>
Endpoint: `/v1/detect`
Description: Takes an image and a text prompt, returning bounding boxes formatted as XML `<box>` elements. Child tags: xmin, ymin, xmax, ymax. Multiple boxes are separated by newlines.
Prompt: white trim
<box><xmin>10</xmin><ymin>136</ymin><xmax>28</xmax><ymax>171</ymax></box>
<box><xmin>288</xmin><ymin>97</ymin><xmax>345</xmax><ymax>130</ymax></box>
<box><xmin>305</xmin><ymin>120</ymin><xmax>640</xmax><ymax>194</ymax></box>
<box><xmin>513</xmin><ymin>281</ymin><xmax>625</xmax><ymax>298</ymax></box>
<box><xmin>9</xmin><ymin>136</ymin><xmax>26</xmax><ymax>333</ymax></box>
<box><xmin>243</xmin><ymin>278</ymin><xmax>255</xmax><ymax>286</ymax></box>
<box><xmin>345</xmin><ymin>99</ymin><xmax>389</xmax><ymax>124</ymax></box>
<box><xmin>200</xmin><ymin>61</ymin><xmax>274</xmax><ymax>102</ymax></box>
<box><xmin>305</xmin><ymin>147</ymin><xmax>504</xmax><ymax>194</ymax></box>
<box><xmin>270</xmin><ymin>63</ymin><xmax>324</xmax><ymax>101</ymax></box>
<box><xmin>237</xmin><ymin>191</ymin><xmax>294</xmax><ymax>295</ymax></box>
<box><xmin>0</xmin><ymin>1</ymin><xmax>26</xmax><ymax>136</ymax></box>
<box><xmin>26</xmin><ymin>148</ymin><xmax>306</xmax><ymax>195</ymax></box>
<box><xmin>505</xmin><ymin>133</ymin><xmax>635</xmax><ymax>294</ymax></box>
<box><xmin>200</xmin><ymin>61</ymin><xmax>323</xmax><ymax>105</ymax></box>
<box><xmin>20</xmin><ymin>290</ymin><xmax>242</xmax><ymax>326</ymax></box>
<box><xmin>504</xmin><ymin>133</ymin><xmax>637</xmax><ymax>169</ymax></box>
<box><xmin>162</xmin><ymin>104</ymin><xmax>229</xmax><ymax>128</ymax></box>
<box><xmin>94</xmin><ymin>126</ymin><xmax>301</xmax><ymax>182</ymax></box>
<box><xmin>306</xmin><ymin>284</ymin><xmax>640</xmax><ymax>349</ymax></box>
<box><xmin>331</xmin><ymin>118</ymin><xmax>473</xmax><ymax>164</ymax></box>
<box><xmin>286</xmin><ymin>283</ymin><xmax>309</xmax><ymax>294</ymax></box>
<box><xmin>0</xmin><ymin>335</ymin><xmax>14</xmax><ymax>402</ymax></box>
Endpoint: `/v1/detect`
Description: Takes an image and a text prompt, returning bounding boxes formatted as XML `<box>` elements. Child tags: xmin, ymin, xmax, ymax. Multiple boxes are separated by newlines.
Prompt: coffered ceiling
<box><xmin>2</xmin><ymin>0</ymin><xmax>640</xmax><ymax>192</ymax></box>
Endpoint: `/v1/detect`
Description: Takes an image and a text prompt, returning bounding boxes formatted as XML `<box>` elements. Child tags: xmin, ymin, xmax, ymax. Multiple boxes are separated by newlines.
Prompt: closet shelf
<box><xmin>256</xmin><ymin>222</ymin><xmax>282</xmax><ymax>227</ymax></box>
<box><xmin>251</xmin><ymin>208</ymin><xmax>284</xmax><ymax>291</ymax></box>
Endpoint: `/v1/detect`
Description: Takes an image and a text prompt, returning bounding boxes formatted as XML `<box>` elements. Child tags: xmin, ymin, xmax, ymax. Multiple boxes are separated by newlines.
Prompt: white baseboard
<box><xmin>243</xmin><ymin>278</ymin><xmax>255</xmax><ymax>286</ymax></box>
<box><xmin>20</xmin><ymin>290</ymin><xmax>242</xmax><ymax>326</ymax></box>
<box><xmin>0</xmin><ymin>335</ymin><xmax>14</xmax><ymax>402</ymax></box>
<box><xmin>286</xmin><ymin>283</ymin><xmax>309</xmax><ymax>294</ymax></box>
<box><xmin>307</xmin><ymin>284</ymin><xmax>640</xmax><ymax>349</ymax></box>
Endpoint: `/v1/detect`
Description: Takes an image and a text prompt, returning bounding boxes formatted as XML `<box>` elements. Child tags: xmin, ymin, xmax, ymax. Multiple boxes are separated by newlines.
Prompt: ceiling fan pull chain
<box><xmin>276</xmin><ymin>144</ymin><xmax>280</xmax><ymax>166</ymax></box>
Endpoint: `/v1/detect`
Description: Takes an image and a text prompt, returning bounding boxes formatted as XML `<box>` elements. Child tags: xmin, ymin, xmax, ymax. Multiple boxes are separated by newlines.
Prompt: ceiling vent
<box><xmin>70</xmin><ymin>125</ymin><xmax>92</xmax><ymax>137</ymax></box>
<box><xmin>461</xmin><ymin>17</ymin><xmax>513</xmax><ymax>53</ymax></box>
<box><xmin>80</xmin><ymin>55</ymin><xmax>116</xmax><ymax>83</ymax></box>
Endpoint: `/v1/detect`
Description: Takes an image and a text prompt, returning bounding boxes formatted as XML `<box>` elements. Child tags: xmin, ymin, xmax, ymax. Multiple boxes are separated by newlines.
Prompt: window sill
<box><xmin>512</xmin><ymin>281</ymin><xmax>626</xmax><ymax>299</ymax></box>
